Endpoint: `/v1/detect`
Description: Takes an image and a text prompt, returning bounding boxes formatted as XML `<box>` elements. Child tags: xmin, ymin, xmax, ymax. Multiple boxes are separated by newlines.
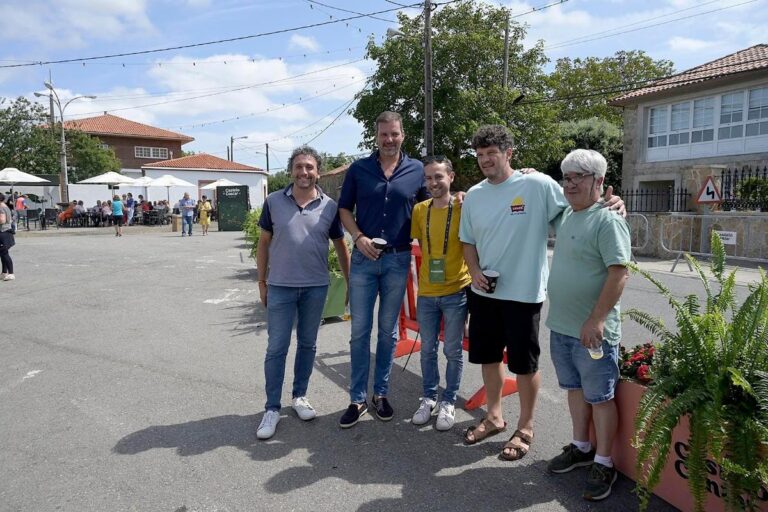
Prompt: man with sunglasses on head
<box><xmin>337</xmin><ymin>111</ymin><xmax>430</xmax><ymax>428</ymax></box>
<box><xmin>459</xmin><ymin>125</ymin><xmax>625</xmax><ymax>462</ymax></box>
<box><xmin>545</xmin><ymin>149</ymin><xmax>630</xmax><ymax>501</ymax></box>
<box><xmin>409</xmin><ymin>156</ymin><xmax>472</xmax><ymax>431</ymax></box>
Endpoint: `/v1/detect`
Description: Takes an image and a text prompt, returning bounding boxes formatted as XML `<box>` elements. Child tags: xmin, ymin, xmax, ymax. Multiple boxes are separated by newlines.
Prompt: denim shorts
<box><xmin>549</xmin><ymin>330</ymin><xmax>619</xmax><ymax>404</ymax></box>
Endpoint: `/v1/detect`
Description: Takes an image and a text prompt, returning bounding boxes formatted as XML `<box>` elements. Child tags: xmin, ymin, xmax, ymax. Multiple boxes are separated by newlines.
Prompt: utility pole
<box><xmin>424</xmin><ymin>0</ymin><xmax>434</xmax><ymax>156</ymax></box>
<box><xmin>230</xmin><ymin>135</ymin><xmax>248</xmax><ymax>162</ymax></box>
<box><xmin>48</xmin><ymin>70</ymin><xmax>55</xmax><ymax>138</ymax></box>
<box><xmin>226</xmin><ymin>146</ymin><xmax>230</xmax><ymax>161</ymax></box>
<box><xmin>265</xmin><ymin>143</ymin><xmax>270</xmax><ymax>173</ymax></box>
<box><xmin>502</xmin><ymin>12</ymin><xmax>510</xmax><ymax>88</ymax></box>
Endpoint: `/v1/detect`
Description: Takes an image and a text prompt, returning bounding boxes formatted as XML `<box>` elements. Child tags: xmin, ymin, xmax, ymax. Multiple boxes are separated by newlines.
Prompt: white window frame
<box><xmin>135</xmin><ymin>146</ymin><xmax>169</xmax><ymax>159</ymax></box>
<box><xmin>668</xmin><ymin>102</ymin><xmax>690</xmax><ymax>146</ymax></box>
<box><xmin>746</xmin><ymin>86</ymin><xmax>768</xmax><ymax>137</ymax></box>
<box><xmin>718</xmin><ymin>91</ymin><xmax>745</xmax><ymax>140</ymax></box>
<box><xmin>648</xmin><ymin>106</ymin><xmax>668</xmax><ymax>148</ymax></box>
<box><xmin>691</xmin><ymin>97</ymin><xmax>715</xmax><ymax>144</ymax></box>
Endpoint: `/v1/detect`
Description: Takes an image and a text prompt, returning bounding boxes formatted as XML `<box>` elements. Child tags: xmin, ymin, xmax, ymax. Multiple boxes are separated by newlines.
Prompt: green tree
<box><xmin>320</xmin><ymin>152</ymin><xmax>351</xmax><ymax>171</ymax></box>
<box><xmin>0</xmin><ymin>97</ymin><xmax>59</xmax><ymax>173</ymax></box>
<box><xmin>542</xmin><ymin>118</ymin><xmax>624</xmax><ymax>192</ymax></box>
<box><xmin>66</xmin><ymin>130</ymin><xmax>121</xmax><ymax>183</ymax></box>
<box><xmin>267</xmin><ymin>171</ymin><xmax>290</xmax><ymax>193</ymax></box>
<box><xmin>548</xmin><ymin>50</ymin><xmax>674</xmax><ymax>125</ymax></box>
<box><xmin>353</xmin><ymin>1</ymin><xmax>563</xmax><ymax>191</ymax></box>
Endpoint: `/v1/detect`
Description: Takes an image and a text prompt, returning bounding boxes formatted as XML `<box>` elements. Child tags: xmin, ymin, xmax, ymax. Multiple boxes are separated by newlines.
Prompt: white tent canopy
<box><xmin>0</xmin><ymin>168</ymin><xmax>51</xmax><ymax>191</ymax></box>
<box><xmin>78</xmin><ymin>171</ymin><xmax>137</xmax><ymax>186</ymax></box>
<box><xmin>131</xmin><ymin>176</ymin><xmax>156</xmax><ymax>187</ymax></box>
<box><xmin>200</xmin><ymin>178</ymin><xmax>241</xmax><ymax>190</ymax></box>
<box><xmin>148</xmin><ymin>174</ymin><xmax>195</xmax><ymax>202</ymax></box>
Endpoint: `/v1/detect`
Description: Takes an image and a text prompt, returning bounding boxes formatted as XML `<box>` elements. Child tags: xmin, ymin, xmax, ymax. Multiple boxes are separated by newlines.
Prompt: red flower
<box><xmin>636</xmin><ymin>364</ymin><xmax>651</xmax><ymax>382</ymax></box>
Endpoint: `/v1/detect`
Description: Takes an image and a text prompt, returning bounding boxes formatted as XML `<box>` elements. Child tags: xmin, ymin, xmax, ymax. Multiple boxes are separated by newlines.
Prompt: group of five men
<box><xmin>254</xmin><ymin>111</ymin><xmax>630</xmax><ymax>502</ymax></box>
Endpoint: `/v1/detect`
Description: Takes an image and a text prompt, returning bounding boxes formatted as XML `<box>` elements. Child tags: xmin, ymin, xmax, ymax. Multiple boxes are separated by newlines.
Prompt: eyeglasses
<box><xmin>562</xmin><ymin>172</ymin><xmax>595</xmax><ymax>185</ymax></box>
<box><xmin>422</xmin><ymin>155</ymin><xmax>450</xmax><ymax>165</ymax></box>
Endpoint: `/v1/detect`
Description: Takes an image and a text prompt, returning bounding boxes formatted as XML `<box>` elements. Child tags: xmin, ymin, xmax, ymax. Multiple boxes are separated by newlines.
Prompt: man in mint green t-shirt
<box><xmin>545</xmin><ymin>149</ymin><xmax>630</xmax><ymax>503</ymax></box>
<box><xmin>459</xmin><ymin>126</ymin><xmax>625</xmax><ymax>465</ymax></box>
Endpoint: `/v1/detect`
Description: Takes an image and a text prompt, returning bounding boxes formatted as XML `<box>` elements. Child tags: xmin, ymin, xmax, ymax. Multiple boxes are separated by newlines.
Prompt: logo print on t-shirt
<box><xmin>510</xmin><ymin>196</ymin><xmax>526</xmax><ymax>214</ymax></box>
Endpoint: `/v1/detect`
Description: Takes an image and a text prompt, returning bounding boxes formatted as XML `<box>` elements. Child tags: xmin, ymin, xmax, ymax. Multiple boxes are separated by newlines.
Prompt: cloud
<box><xmin>667</xmin><ymin>36</ymin><xmax>718</xmax><ymax>53</ymax></box>
<box><xmin>0</xmin><ymin>0</ymin><xmax>154</xmax><ymax>48</ymax></box>
<box><xmin>289</xmin><ymin>35</ymin><xmax>321</xmax><ymax>52</ymax></box>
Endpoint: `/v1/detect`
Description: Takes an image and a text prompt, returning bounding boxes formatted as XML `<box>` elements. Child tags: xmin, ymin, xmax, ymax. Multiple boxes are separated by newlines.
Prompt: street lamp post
<box><xmin>230</xmin><ymin>135</ymin><xmax>248</xmax><ymax>162</ymax></box>
<box><xmin>36</xmin><ymin>82</ymin><xmax>96</xmax><ymax>203</ymax></box>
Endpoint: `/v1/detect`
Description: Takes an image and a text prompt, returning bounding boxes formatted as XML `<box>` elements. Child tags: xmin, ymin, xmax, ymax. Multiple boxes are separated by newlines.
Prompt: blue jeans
<box><xmin>549</xmin><ymin>331</ymin><xmax>619</xmax><ymax>404</ymax></box>
<box><xmin>416</xmin><ymin>290</ymin><xmax>467</xmax><ymax>404</ymax></box>
<box><xmin>348</xmin><ymin>248</ymin><xmax>411</xmax><ymax>403</ymax></box>
<box><xmin>264</xmin><ymin>284</ymin><xmax>329</xmax><ymax>411</ymax></box>
<box><xmin>182</xmin><ymin>215</ymin><xmax>193</xmax><ymax>234</ymax></box>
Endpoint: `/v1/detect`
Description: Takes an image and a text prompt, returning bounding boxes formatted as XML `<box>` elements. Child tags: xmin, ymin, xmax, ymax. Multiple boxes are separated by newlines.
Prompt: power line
<box><xmin>543</xmin><ymin>0</ymin><xmax>759</xmax><ymax>51</ymax></box>
<box><xmin>68</xmin><ymin>59</ymin><xmax>368</xmax><ymax>117</ymax></box>
<box><xmin>510</xmin><ymin>0</ymin><xmax>570</xmax><ymax>19</ymax></box>
<box><xmin>306</xmin><ymin>0</ymin><xmax>397</xmax><ymax>23</ymax></box>
<box><xmin>0</xmin><ymin>4</ymin><xmax>421</xmax><ymax>69</ymax></box>
<box><xmin>176</xmin><ymin>77</ymin><xmax>369</xmax><ymax>130</ymax></box>
<box><xmin>303</xmin><ymin>92</ymin><xmax>362</xmax><ymax>145</ymax></box>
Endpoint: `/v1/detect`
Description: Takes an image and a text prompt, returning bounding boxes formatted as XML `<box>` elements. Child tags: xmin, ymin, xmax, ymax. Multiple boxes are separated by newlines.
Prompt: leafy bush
<box><xmin>243</xmin><ymin>207</ymin><xmax>262</xmax><ymax>260</ymax></box>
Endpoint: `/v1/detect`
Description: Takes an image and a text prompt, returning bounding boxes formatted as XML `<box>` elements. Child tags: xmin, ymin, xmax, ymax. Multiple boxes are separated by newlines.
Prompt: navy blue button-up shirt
<box><xmin>338</xmin><ymin>151</ymin><xmax>428</xmax><ymax>248</ymax></box>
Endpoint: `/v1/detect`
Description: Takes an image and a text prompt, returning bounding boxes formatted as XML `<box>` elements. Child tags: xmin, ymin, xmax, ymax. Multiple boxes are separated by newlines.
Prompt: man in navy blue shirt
<box><xmin>337</xmin><ymin>111</ymin><xmax>429</xmax><ymax>428</ymax></box>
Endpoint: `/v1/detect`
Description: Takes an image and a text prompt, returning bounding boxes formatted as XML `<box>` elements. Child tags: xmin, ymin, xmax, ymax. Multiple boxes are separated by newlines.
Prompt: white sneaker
<box><xmin>0</xmin><ymin>273</ymin><xmax>6</xmax><ymax>280</ymax></box>
<box><xmin>257</xmin><ymin>410</ymin><xmax>280</xmax><ymax>440</ymax></box>
<box><xmin>292</xmin><ymin>396</ymin><xmax>316</xmax><ymax>421</ymax></box>
<box><xmin>435</xmin><ymin>401</ymin><xmax>456</xmax><ymax>431</ymax></box>
<box><xmin>3</xmin><ymin>274</ymin><xmax>15</xmax><ymax>281</ymax></box>
<box><xmin>412</xmin><ymin>398</ymin><xmax>436</xmax><ymax>425</ymax></box>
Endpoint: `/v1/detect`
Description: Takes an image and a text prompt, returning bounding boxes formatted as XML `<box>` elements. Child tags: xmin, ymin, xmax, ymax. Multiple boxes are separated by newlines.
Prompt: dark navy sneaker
<box><xmin>339</xmin><ymin>402</ymin><xmax>368</xmax><ymax>429</ymax></box>
<box><xmin>583</xmin><ymin>462</ymin><xmax>618</xmax><ymax>501</ymax></box>
<box><xmin>547</xmin><ymin>444</ymin><xmax>596</xmax><ymax>474</ymax></box>
<box><xmin>372</xmin><ymin>396</ymin><xmax>394</xmax><ymax>421</ymax></box>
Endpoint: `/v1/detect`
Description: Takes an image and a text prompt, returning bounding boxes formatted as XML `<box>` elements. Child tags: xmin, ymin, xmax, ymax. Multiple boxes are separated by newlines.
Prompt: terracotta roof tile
<box><xmin>320</xmin><ymin>163</ymin><xmax>351</xmax><ymax>176</ymax></box>
<box><xmin>611</xmin><ymin>44</ymin><xmax>768</xmax><ymax>105</ymax></box>
<box><xmin>62</xmin><ymin>113</ymin><xmax>194</xmax><ymax>142</ymax></box>
<box><xmin>141</xmin><ymin>153</ymin><xmax>266</xmax><ymax>173</ymax></box>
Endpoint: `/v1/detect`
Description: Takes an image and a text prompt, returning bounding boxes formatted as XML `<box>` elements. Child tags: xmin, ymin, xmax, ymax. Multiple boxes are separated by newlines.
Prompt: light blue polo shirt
<box><xmin>258</xmin><ymin>185</ymin><xmax>344</xmax><ymax>287</ymax></box>
<box><xmin>546</xmin><ymin>202</ymin><xmax>631</xmax><ymax>345</ymax></box>
<box><xmin>459</xmin><ymin>172</ymin><xmax>567</xmax><ymax>303</ymax></box>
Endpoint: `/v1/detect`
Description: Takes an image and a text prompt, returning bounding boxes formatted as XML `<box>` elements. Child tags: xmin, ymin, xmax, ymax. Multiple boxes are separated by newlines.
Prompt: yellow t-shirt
<box><xmin>410</xmin><ymin>198</ymin><xmax>472</xmax><ymax>297</ymax></box>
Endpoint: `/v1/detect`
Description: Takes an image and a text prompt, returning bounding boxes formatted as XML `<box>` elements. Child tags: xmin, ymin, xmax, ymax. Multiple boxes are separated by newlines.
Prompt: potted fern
<box><xmin>626</xmin><ymin>231</ymin><xmax>768</xmax><ymax>512</ymax></box>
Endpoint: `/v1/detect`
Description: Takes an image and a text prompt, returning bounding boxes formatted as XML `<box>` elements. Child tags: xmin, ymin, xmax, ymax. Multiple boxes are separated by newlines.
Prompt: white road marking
<box><xmin>23</xmin><ymin>370</ymin><xmax>42</xmax><ymax>380</ymax></box>
<box><xmin>204</xmin><ymin>288</ymin><xmax>258</xmax><ymax>305</ymax></box>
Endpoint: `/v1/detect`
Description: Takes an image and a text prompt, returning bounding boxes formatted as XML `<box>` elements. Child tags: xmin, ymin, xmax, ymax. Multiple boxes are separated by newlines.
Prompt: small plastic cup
<box><xmin>482</xmin><ymin>269</ymin><xmax>500</xmax><ymax>294</ymax></box>
<box><xmin>371</xmin><ymin>238</ymin><xmax>387</xmax><ymax>250</ymax></box>
<box><xmin>588</xmin><ymin>345</ymin><xmax>604</xmax><ymax>360</ymax></box>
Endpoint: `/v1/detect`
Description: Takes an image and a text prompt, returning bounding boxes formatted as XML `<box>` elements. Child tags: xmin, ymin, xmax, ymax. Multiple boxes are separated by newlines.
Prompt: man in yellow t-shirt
<box><xmin>409</xmin><ymin>157</ymin><xmax>472</xmax><ymax>431</ymax></box>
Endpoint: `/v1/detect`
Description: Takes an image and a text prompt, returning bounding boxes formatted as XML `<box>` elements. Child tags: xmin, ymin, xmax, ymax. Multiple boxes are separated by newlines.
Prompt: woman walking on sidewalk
<box><xmin>0</xmin><ymin>193</ymin><xmax>16</xmax><ymax>281</ymax></box>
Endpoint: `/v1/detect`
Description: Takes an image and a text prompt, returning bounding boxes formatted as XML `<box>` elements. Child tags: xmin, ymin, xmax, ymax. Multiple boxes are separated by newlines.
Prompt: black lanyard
<box><xmin>425</xmin><ymin>198</ymin><xmax>453</xmax><ymax>256</ymax></box>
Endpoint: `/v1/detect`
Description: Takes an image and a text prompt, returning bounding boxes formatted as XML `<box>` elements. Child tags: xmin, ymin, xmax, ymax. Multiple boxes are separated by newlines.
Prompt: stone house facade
<box><xmin>611</xmin><ymin>44</ymin><xmax>768</xmax><ymax>209</ymax></box>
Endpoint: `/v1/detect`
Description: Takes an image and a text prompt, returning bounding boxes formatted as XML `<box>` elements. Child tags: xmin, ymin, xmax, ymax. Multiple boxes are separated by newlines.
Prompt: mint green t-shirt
<box><xmin>459</xmin><ymin>172</ymin><xmax>567</xmax><ymax>303</ymax></box>
<box><xmin>546</xmin><ymin>202</ymin><xmax>631</xmax><ymax>345</ymax></box>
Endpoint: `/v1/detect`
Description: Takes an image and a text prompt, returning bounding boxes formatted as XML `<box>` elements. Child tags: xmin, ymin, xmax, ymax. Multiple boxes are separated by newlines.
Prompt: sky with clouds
<box><xmin>0</xmin><ymin>0</ymin><xmax>765</xmax><ymax>171</ymax></box>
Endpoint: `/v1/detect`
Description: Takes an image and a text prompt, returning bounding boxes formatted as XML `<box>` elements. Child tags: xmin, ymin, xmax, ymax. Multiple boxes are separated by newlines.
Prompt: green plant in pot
<box><xmin>626</xmin><ymin>231</ymin><xmax>768</xmax><ymax>512</ymax></box>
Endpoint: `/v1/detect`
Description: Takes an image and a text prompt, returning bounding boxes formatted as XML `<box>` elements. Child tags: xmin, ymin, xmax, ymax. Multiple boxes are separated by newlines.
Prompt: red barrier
<box><xmin>396</xmin><ymin>242</ymin><xmax>518</xmax><ymax>410</ymax></box>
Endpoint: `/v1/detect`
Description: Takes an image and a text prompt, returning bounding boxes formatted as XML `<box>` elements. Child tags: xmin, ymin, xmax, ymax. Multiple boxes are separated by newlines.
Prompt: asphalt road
<box><xmin>2</xmin><ymin>227</ymin><xmax>753</xmax><ymax>512</ymax></box>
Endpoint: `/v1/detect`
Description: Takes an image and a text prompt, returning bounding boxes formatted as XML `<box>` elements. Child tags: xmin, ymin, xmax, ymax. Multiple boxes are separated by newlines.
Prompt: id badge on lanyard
<box><xmin>426</xmin><ymin>199</ymin><xmax>452</xmax><ymax>284</ymax></box>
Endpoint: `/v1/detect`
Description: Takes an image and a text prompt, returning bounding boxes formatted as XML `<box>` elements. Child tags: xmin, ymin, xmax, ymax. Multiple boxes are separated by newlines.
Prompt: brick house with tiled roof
<box><xmin>62</xmin><ymin>113</ymin><xmax>194</xmax><ymax>172</ymax></box>
<box><xmin>611</xmin><ymin>44</ymin><xmax>768</xmax><ymax>198</ymax></box>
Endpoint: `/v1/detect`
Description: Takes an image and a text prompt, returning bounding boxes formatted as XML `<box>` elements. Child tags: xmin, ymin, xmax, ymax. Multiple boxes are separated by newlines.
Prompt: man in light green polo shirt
<box><xmin>545</xmin><ymin>149</ymin><xmax>631</xmax><ymax>502</ymax></box>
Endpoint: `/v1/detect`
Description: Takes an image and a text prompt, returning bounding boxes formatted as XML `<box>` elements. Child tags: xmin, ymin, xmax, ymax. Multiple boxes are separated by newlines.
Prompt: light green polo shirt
<box><xmin>459</xmin><ymin>172</ymin><xmax>567</xmax><ymax>303</ymax></box>
<box><xmin>546</xmin><ymin>202</ymin><xmax>631</xmax><ymax>345</ymax></box>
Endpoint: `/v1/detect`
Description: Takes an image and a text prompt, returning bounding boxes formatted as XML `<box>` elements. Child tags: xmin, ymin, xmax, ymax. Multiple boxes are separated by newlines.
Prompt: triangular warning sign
<box><xmin>696</xmin><ymin>176</ymin><xmax>721</xmax><ymax>204</ymax></box>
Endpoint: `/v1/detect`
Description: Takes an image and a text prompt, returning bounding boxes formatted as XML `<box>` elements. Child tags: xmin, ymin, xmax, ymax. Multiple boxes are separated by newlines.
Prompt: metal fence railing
<box><xmin>720</xmin><ymin>165</ymin><xmax>768</xmax><ymax>211</ymax></box>
<box><xmin>625</xmin><ymin>187</ymin><xmax>691</xmax><ymax>213</ymax></box>
<box><xmin>659</xmin><ymin>213</ymin><xmax>768</xmax><ymax>271</ymax></box>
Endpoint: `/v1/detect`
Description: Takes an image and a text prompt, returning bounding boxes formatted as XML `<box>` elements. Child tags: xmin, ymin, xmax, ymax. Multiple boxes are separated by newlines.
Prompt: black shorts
<box><xmin>467</xmin><ymin>289</ymin><xmax>543</xmax><ymax>375</ymax></box>
<box><xmin>113</xmin><ymin>215</ymin><xmax>124</xmax><ymax>226</ymax></box>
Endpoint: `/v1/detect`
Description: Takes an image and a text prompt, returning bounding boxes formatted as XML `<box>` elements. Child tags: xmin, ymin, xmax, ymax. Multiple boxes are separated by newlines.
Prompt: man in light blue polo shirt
<box><xmin>178</xmin><ymin>192</ymin><xmax>195</xmax><ymax>237</ymax></box>
<box><xmin>255</xmin><ymin>145</ymin><xmax>350</xmax><ymax>440</ymax></box>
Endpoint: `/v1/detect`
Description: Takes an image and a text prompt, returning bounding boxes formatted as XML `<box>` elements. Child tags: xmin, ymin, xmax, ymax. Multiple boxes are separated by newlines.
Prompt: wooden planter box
<box><xmin>594</xmin><ymin>380</ymin><xmax>768</xmax><ymax>511</ymax></box>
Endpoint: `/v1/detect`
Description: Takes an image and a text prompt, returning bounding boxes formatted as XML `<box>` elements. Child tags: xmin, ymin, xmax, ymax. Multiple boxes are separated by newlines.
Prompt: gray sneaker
<box><xmin>435</xmin><ymin>401</ymin><xmax>455</xmax><ymax>431</ymax></box>
<box><xmin>547</xmin><ymin>444</ymin><xmax>595</xmax><ymax>474</ymax></box>
<box><xmin>411</xmin><ymin>398</ymin><xmax>436</xmax><ymax>425</ymax></box>
<box><xmin>583</xmin><ymin>462</ymin><xmax>617</xmax><ymax>501</ymax></box>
